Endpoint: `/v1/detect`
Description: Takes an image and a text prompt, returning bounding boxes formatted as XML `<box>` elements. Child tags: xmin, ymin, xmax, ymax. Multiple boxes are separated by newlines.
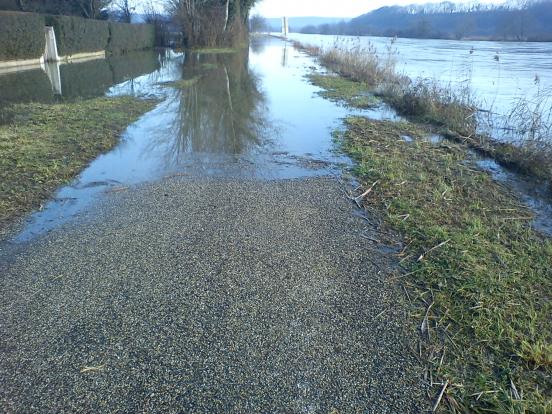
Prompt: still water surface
<box><xmin>1</xmin><ymin>36</ymin><xmax>550</xmax><ymax>240</ymax></box>
<box><xmin>7</xmin><ymin>37</ymin><xmax>389</xmax><ymax>240</ymax></box>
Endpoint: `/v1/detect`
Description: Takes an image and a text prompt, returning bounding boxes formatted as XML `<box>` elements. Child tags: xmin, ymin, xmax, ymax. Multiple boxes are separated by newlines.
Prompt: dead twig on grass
<box><xmin>349</xmin><ymin>180</ymin><xmax>379</xmax><ymax>208</ymax></box>
<box><xmin>417</xmin><ymin>239</ymin><xmax>451</xmax><ymax>262</ymax></box>
<box><xmin>510</xmin><ymin>378</ymin><xmax>521</xmax><ymax>400</ymax></box>
<box><xmin>421</xmin><ymin>302</ymin><xmax>434</xmax><ymax>336</ymax></box>
<box><xmin>433</xmin><ymin>380</ymin><xmax>449</xmax><ymax>412</ymax></box>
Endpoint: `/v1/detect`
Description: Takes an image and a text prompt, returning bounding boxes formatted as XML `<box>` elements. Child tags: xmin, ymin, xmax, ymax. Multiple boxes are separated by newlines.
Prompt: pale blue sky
<box><xmin>252</xmin><ymin>0</ymin><xmax>504</xmax><ymax>18</ymax></box>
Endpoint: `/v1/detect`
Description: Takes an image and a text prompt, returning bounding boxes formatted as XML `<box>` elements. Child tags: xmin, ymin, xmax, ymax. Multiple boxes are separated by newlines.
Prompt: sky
<box><xmin>251</xmin><ymin>0</ymin><xmax>505</xmax><ymax>18</ymax></box>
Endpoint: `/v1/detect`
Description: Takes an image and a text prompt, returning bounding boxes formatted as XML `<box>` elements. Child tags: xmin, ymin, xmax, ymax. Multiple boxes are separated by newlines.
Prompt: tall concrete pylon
<box><xmin>282</xmin><ymin>17</ymin><xmax>289</xmax><ymax>38</ymax></box>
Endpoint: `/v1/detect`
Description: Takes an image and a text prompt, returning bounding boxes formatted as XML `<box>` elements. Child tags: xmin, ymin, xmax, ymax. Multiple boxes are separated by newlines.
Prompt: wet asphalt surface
<box><xmin>1</xmin><ymin>177</ymin><xmax>427</xmax><ymax>412</ymax></box>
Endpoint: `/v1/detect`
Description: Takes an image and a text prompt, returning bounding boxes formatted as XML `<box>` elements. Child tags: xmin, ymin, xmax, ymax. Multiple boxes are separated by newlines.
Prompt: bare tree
<box><xmin>165</xmin><ymin>0</ymin><xmax>259</xmax><ymax>48</ymax></box>
<box><xmin>8</xmin><ymin>0</ymin><xmax>112</xmax><ymax>18</ymax></box>
<box><xmin>113</xmin><ymin>0</ymin><xmax>134</xmax><ymax>23</ymax></box>
<box><xmin>249</xmin><ymin>14</ymin><xmax>267</xmax><ymax>33</ymax></box>
<box><xmin>144</xmin><ymin>0</ymin><xmax>170</xmax><ymax>46</ymax></box>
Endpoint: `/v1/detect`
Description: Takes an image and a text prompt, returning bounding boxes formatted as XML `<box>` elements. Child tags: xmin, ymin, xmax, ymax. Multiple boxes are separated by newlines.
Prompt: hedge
<box><xmin>44</xmin><ymin>15</ymin><xmax>109</xmax><ymax>57</ymax></box>
<box><xmin>107</xmin><ymin>23</ymin><xmax>155</xmax><ymax>55</ymax></box>
<box><xmin>0</xmin><ymin>0</ymin><xmax>19</xmax><ymax>10</ymax></box>
<box><xmin>0</xmin><ymin>12</ymin><xmax>155</xmax><ymax>61</ymax></box>
<box><xmin>0</xmin><ymin>11</ymin><xmax>45</xmax><ymax>61</ymax></box>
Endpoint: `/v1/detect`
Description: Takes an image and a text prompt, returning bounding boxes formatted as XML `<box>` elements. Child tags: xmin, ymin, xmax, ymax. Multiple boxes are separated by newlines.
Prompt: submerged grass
<box><xmin>340</xmin><ymin>117</ymin><xmax>552</xmax><ymax>413</ymax></box>
<box><xmin>187</xmin><ymin>47</ymin><xmax>240</xmax><ymax>54</ymax></box>
<box><xmin>160</xmin><ymin>75</ymin><xmax>203</xmax><ymax>89</ymax></box>
<box><xmin>0</xmin><ymin>96</ymin><xmax>156</xmax><ymax>235</ymax></box>
<box><xmin>307</xmin><ymin>74</ymin><xmax>380</xmax><ymax>108</ymax></box>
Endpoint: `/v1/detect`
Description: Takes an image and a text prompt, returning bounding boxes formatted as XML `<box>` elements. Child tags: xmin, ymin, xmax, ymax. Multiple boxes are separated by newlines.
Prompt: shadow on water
<box><xmin>0</xmin><ymin>50</ymin><xmax>163</xmax><ymax>124</ymax></box>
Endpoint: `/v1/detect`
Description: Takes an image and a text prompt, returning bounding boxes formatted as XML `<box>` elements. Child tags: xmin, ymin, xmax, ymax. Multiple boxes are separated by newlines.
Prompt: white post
<box><xmin>43</xmin><ymin>27</ymin><xmax>60</xmax><ymax>62</ymax></box>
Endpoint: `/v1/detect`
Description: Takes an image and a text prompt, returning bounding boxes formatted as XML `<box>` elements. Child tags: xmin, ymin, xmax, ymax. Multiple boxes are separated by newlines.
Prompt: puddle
<box><xmin>426</xmin><ymin>134</ymin><xmax>445</xmax><ymax>144</ymax></box>
<box><xmin>476</xmin><ymin>157</ymin><xmax>552</xmax><ymax>237</ymax></box>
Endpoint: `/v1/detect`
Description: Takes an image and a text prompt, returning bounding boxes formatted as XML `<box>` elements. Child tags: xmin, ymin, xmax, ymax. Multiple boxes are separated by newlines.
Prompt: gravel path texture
<box><xmin>0</xmin><ymin>176</ymin><xmax>427</xmax><ymax>412</ymax></box>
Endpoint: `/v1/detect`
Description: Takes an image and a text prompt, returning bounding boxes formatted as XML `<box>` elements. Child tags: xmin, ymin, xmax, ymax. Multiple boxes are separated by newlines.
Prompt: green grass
<box><xmin>340</xmin><ymin>117</ymin><xmax>552</xmax><ymax>413</ymax></box>
<box><xmin>160</xmin><ymin>76</ymin><xmax>203</xmax><ymax>89</ymax></box>
<box><xmin>0</xmin><ymin>96</ymin><xmax>156</xmax><ymax>235</ymax></box>
<box><xmin>308</xmin><ymin>74</ymin><xmax>380</xmax><ymax>108</ymax></box>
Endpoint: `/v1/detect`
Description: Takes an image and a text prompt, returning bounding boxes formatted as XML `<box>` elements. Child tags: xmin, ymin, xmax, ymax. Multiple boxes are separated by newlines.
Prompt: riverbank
<box><xmin>307</xmin><ymin>52</ymin><xmax>552</xmax><ymax>411</ymax></box>
<box><xmin>0</xmin><ymin>96</ymin><xmax>156</xmax><ymax>237</ymax></box>
<box><xmin>294</xmin><ymin>39</ymin><xmax>552</xmax><ymax>186</ymax></box>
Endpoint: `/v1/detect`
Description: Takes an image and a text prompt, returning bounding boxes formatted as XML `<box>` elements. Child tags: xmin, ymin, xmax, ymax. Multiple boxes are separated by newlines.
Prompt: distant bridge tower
<box><xmin>282</xmin><ymin>17</ymin><xmax>289</xmax><ymax>38</ymax></box>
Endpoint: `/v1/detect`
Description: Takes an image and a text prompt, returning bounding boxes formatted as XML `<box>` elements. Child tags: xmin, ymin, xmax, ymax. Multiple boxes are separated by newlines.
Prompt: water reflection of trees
<box><xmin>164</xmin><ymin>50</ymin><xmax>270</xmax><ymax>160</ymax></box>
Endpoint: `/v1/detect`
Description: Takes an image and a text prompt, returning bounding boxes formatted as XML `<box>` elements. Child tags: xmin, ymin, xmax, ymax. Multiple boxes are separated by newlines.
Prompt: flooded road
<box><xmin>1</xmin><ymin>39</ymin><xmax>429</xmax><ymax>414</ymax></box>
<box><xmin>8</xmin><ymin>37</ymin><xmax>400</xmax><ymax>240</ymax></box>
<box><xmin>1</xmin><ymin>36</ymin><xmax>550</xmax><ymax>413</ymax></box>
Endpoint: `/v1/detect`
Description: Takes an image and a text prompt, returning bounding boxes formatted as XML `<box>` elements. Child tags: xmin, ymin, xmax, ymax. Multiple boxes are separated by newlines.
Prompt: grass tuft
<box><xmin>307</xmin><ymin>74</ymin><xmax>380</xmax><ymax>108</ymax></box>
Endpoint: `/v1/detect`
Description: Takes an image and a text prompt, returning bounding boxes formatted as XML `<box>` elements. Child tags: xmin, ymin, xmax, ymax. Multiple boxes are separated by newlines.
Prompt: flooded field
<box><xmin>1</xmin><ymin>36</ymin><xmax>550</xmax><ymax>240</ymax></box>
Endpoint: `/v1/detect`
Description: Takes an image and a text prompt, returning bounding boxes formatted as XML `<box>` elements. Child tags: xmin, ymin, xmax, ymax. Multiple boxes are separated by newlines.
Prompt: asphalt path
<box><xmin>1</xmin><ymin>176</ymin><xmax>426</xmax><ymax>412</ymax></box>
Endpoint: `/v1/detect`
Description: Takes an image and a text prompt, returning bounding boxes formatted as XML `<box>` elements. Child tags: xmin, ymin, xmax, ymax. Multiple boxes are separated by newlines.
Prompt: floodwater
<box><xmin>287</xmin><ymin>33</ymin><xmax>552</xmax><ymax>141</ymax></box>
<box><xmin>4</xmin><ymin>37</ymin><xmax>395</xmax><ymax>241</ymax></box>
<box><xmin>1</xmin><ymin>36</ymin><xmax>550</xmax><ymax>240</ymax></box>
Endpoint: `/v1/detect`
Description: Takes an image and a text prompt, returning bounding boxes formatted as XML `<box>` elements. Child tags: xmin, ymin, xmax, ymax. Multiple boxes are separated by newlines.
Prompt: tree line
<box><xmin>0</xmin><ymin>0</ymin><xmax>140</xmax><ymax>21</ymax></box>
<box><xmin>299</xmin><ymin>0</ymin><xmax>552</xmax><ymax>42</ymax></box>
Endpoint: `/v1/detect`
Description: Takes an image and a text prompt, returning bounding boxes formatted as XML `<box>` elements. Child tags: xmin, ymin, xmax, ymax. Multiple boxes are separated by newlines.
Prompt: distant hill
<box><xmin>297</xmin><ymin>0</ymin><xmax>552</xmax><ymax>41</ymax></box>
<box><xmin>264</xmin><ymin>17</ymin><xmax>349</xmax><ymax>33</ymax></box>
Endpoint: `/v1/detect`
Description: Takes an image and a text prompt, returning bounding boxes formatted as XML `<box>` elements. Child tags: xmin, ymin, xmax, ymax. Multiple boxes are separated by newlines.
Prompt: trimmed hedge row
<box><xmin>107</xmin><ymin>23</ymin><xmax>156</xmax><ymax>55</ymax></box>
<box><xmin>0</xmin><ymin>11</ymin><xmax>45</xmax><ymax>61</ymax></box>
<box><xmin>45</xmin><ymin>15</ymin><xmax>109</xmax><ymax>57</ymax></box>
<box><xmin>0</xmin><ymin>12</ymin><xmax>155</xmax><ymax>61</ymax></box>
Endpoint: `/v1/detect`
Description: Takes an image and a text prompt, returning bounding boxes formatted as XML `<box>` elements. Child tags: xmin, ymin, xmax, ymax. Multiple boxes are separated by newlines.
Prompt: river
<box><xmin>287</xmin><ymin>33</ymin><xmax>552</xmax><ymax>141</ymax></box>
